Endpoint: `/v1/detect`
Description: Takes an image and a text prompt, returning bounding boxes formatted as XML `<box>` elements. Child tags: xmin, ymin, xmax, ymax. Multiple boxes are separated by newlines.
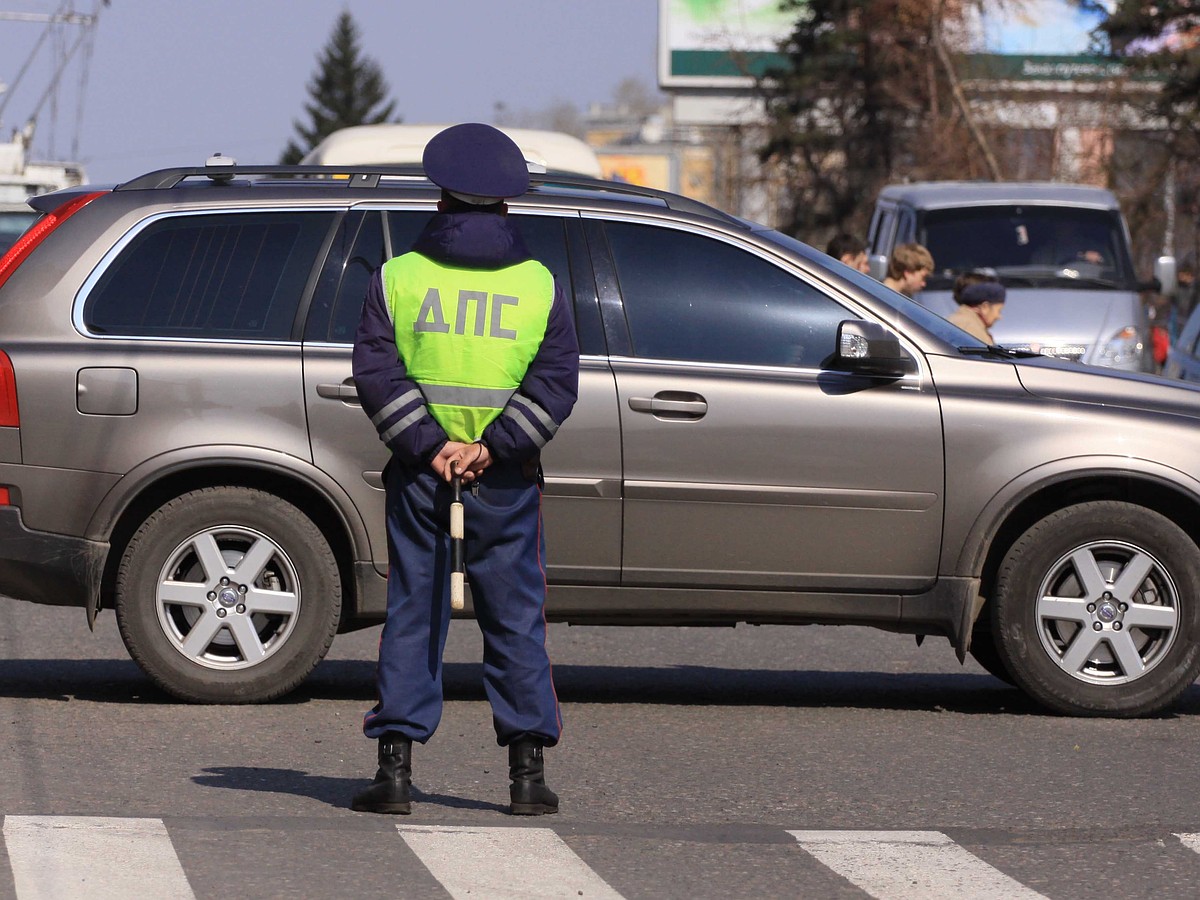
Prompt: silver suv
<box><xmin>867</xmin><ymin>181</ymin><xmax>1175</xmax><ymax>372</ymax></box>
<box><xmin>2</xmin><ymin>160</ymin><xmax>1200</xmax><ymax>717</ymax></box>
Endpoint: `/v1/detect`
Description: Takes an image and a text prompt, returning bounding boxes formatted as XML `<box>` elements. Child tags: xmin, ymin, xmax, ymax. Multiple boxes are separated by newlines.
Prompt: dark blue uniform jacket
<box><xmin>352</xmin><ymin>211</ymin><xmax>580</xmax><ymax>468</ymax></box>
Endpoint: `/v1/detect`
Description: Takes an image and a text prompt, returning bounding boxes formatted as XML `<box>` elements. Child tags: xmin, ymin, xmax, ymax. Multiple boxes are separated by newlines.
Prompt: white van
<box><xmin>300</xmin><ymin>124</ymin><xmax>603</xmax><ymax>178</ymax></box>
<box><xmin>867</xmin><ymin>182</ymin><xmax>1176</xmax><ymax>373</ymax></box>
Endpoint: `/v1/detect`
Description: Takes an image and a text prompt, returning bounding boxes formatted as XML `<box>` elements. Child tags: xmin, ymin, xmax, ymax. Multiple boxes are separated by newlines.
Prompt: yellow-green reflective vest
<box><xmin>383</xmin><ymin>252</ymin><xmax>554</xmax><ymax>442</ymax></box>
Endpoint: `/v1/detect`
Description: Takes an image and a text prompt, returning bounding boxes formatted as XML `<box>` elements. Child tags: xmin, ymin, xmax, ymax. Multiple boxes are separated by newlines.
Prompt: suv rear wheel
<box><xmin>115</xmin><ymin>486</ymin><xmax>341</xmax><ymax>703</ymax></box>
<box><xmin>992</xmin><ymin>501</ymin><xmax>1200</xmax><ymax>716</ymax></box>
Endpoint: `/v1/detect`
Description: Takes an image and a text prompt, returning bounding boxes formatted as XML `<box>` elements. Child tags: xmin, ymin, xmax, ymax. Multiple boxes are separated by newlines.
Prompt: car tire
<box><xmin>115</xmin><ymin>486</ymin><xmax>341</xmax><ymax>703</ymax></box>
<box><xmin>992</xmin><ymin>501</ymin><xmax>1200</xmax><ymax>717</ymax></box>
<box><xmin>968</xmin><ymin>617</ymin><xmax>1015</xmax><ymax>685</ymax></box>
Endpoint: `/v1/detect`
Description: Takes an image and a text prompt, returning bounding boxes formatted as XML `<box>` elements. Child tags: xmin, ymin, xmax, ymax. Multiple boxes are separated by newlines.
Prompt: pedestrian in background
<box><xmin>350</xmin><ymin>123</ymin><xmax>580</xmax><ymax>817</ymax></box>
<box><xmin>825</xmin><ymin>233</ymin><xmax>870</xmax><ymax>274</ymax></box>
<box><xmin>884</xmin><ymin>242</ymin><xmax>934</xmax><ymax>297</ymax></box>
<box><xmin>947</xmin><ymin>268</ymin><xmax>1005</xmax><ymax>344</ymax></box>
<box><xmin>1169</xmin><ymin>253</ymin><xmax>1196</xmax><ymax>343</ymax></box>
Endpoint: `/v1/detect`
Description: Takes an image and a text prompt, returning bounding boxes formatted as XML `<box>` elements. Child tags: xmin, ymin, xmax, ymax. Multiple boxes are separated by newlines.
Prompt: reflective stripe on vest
<box><xmin>383</xmin><ymin>252</ymin><xmax>554</xmax><ymax>442</ymax></box>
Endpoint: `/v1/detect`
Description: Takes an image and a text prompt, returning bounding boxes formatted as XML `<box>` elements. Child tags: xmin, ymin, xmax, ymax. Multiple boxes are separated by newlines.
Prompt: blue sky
<box><xmin>0</xmin><ymin>1</ymin><xmax>1123</xmax><ymax>186</ymax></box>
<box><xmin>0</xmin><ymin>1</ymin><xmax>659</xmax><ymax>184</ymax></box>
<box><xmin>977</xmin><ymin>0</ymin><xmax>1112</xmax><ymax>55</ymax></box>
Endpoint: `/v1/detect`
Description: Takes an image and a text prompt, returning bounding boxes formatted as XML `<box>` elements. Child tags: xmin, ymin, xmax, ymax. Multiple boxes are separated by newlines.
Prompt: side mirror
<box><xmin>1154</xmin><ymin>255</ymin><xmax>1178</xmax><ymax>298</ymax></box>
<box><xmin>868</xmin><ymin>254</ymin><xmax>888</xmax><ymax>282</ymax></box>
<box><xmin>833</xmin><ymin>320</ymin><xmax>915</xmax><ymax>377</ymax></box>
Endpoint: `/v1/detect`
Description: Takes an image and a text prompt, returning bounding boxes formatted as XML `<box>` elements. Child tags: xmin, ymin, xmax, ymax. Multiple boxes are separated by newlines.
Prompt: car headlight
<box><xmin>1095</xmin><ymin>326</ymin><xmax>1144</xmax><ymax>366</ymax></box>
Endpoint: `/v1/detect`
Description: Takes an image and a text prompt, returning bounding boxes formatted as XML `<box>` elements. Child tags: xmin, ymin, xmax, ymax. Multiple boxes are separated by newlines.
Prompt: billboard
<box><xmin>659</xmin><ymin>0</ymin><xmax>792</xmax><ymax>88</ymax></box>
<box><xmin>962</xmin><ymin>0</ymin><xmax>1138</xmax><ymax>81</ymax></box>
<box><xmin>659</xmin><ymin>0</ymin><xmax>1138</xmax><ymax>88</ymax></box>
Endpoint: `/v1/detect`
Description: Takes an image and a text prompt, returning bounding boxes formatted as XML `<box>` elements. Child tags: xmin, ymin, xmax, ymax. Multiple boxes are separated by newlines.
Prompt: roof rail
<box><xmin>528</xmin><ymin>172</ymin><xmax>741</xmax><ymax>224</ymax></box>
<box><xmin>116</xmin><ymin>164</ymin><xmax>426</xmax><ymax>191</ymax></box>
<box><xmin>115</xmin><ymin>163</ymin><xmax>741</xmax><ymax>226</ymax></box>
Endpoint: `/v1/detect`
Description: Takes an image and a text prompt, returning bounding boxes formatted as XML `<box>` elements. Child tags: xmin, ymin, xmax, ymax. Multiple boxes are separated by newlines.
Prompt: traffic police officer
<box><xmin>350</xmin><ymin>123</ymin><xmax>579</xmax><ymax>816</ymax></box>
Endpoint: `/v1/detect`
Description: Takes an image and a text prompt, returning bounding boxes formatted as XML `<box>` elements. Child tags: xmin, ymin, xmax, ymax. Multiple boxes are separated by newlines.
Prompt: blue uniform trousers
<box><xmin>363</xmin><ymin>460</ymin><xmax>561</xmax><ymax>747</ymax></box>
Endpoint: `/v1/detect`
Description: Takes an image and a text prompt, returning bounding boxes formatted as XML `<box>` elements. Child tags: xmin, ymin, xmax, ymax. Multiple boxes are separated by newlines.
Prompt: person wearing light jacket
<box><xmin>948</xmin><ymin>269</ymin><xmax>1006</xmax><ymax>345</ymax></box>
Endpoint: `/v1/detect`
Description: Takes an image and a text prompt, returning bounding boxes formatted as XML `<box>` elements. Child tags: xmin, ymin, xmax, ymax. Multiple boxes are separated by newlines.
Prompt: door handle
<box><xmin>316</xmin><ymin>380</ymin><xmax>360</xmax><ymax>402</ymax></box>
<box><xmin>628</xmin><ymin>392</ymin><xmax>708</xmax><ymax>418</ymax></box>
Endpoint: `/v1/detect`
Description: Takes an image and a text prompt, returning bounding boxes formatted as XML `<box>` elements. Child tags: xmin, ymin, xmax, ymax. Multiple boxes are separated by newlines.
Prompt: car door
<box><xmin>301</xmin><ymin>208</ymin><xmax>391</xmax><ymax>576</ymax></box>
<box><xmin>593</xmin><ymin>217</ymin><xmax>944</xmax><ymax>593</ymax></box>
<box><xmin>301</xmin><ymin>205</ymin><xmax>621</xmax><ymax>586</ymax></box>
<box><xmin>867</xmin><ymin>203</ymin><xmax>897</xmax><ymax>257</ymax></box>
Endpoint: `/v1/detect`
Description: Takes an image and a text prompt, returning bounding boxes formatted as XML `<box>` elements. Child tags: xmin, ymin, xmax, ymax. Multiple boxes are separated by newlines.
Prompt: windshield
<box><xmin>0</xmin><ymin>211</ymin><xmax>38</xmax><ymax>255</ymax></box>
<box><xmin>918</xmin><ymin>205</ymin><xmax>1136</xmax><ymax>291</ymax></box>
<box><xmin>755</xmin><ymin>227</ymin><xmax>985</xmax><ymax>348</ymax></box>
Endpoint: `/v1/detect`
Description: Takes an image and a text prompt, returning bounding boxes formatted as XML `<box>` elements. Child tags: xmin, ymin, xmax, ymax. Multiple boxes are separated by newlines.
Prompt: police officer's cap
<box><xmin>423</xmin><ymin>123</ymin><xmax>530</xmax><ymax>204</ymax></box>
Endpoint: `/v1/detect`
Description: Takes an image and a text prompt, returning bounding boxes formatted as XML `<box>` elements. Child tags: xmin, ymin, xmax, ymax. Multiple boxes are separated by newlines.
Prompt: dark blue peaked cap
<box><xmin>422</xmin><ymin>123</ymin><xmax>530</xmax><ymax>201</ymax></box>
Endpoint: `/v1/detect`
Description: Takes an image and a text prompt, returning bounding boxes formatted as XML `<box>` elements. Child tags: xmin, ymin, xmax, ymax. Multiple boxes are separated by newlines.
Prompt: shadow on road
<box><xmin>5</xmin><ymin>656</ymin><xmax>1200</xmax><ymax>718</ymax></box>
<box><xmin>301</xmin><ymin>660</ymin><xmax>1054</xmax><ymax>715</ymax></box>
<box><xmin>191</xmin><ymin>766</ymin><xmax>506</xmax><ymax>813</ymax></box>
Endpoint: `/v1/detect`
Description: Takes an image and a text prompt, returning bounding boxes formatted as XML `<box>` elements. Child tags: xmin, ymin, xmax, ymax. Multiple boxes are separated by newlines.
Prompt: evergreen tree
<box><xmin>280</xmin><ymin>11</ymin><xmax>399</xmax><ymax>164</ymax></box>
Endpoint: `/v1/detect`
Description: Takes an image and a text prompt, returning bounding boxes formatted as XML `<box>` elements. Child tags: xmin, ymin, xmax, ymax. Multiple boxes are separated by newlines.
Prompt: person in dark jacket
<box><xmin>350</xmin><ymin>123</ymin><xmax>579</xmax><ymax>817</ymax></box>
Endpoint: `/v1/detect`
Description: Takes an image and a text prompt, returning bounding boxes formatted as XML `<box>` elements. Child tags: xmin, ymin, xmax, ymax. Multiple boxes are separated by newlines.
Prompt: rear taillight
<box><xmin>0</xmin><ymin>349</ymin><xmax>17</xmax><ymax>427</ymax></box>
<box><xmin>0</xmin><ymin>190</ymin><xmax>106</xmax><ymax>293</ymax></box>
<box><xmin>0</xmin><ymin>487</ymin><xmax>9</xmax><ymax>506</ymax></box>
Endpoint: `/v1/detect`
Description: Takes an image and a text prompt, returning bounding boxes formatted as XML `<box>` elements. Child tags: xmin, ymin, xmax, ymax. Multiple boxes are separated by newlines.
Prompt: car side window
<box><xmin>305</xmin><ymin>211</ymin><xmax>387</xmax><ymax>343</ymax></box>
<box><xmin>305</xmin><ymin>211</ymin><xmax>581</xmax><ymax>347</ymax></box>
<box><xmin>84</xmin><ymin>211</ymin><xmax>335</xmax><ymax>340</ymax></box>
<box><xmin>870</xmin><ymin>206</ymin><xmax>896</xmax><ymax>254</ymax></box>
<box><xmin>604</xmin><ymin>221</ymin><xmax>849</xmax><ymax>368</ymax></box>
<box><xmin>387</xmin><ymin>210</ymin><xmax>432</xmax><ymax>258</ymax></box>
<box><xmin>511</xmin><ymin>215</ymin><xmax>573</xmax><ymax>303</ymax></box>
<box><xmin>388</xmin><ymin>211</ymin><xmax>574</xmax><ymax>297</ymax></box>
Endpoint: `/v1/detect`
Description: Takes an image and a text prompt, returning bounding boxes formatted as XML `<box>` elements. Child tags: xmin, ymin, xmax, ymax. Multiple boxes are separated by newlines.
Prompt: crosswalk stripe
<box><xmin>8</xmin><ymin>816</ymin><xmax>1200</xmax><ymax>898</ymax></box>
<box><xmin>396</xmin><ymin>824</ymin><xmax>625</xmax><ymax>900</ymax></box>
<box><xmin>788</xmin><ymin>830</ymin><xmax>1047</xmax><ymax>900</ymax></box>
<box><xmin>2</xmin><ymin>816</ymin><xmax>195</xmax><ymax>900</ymax></box>
<box><xmin>1175</xmin><ymin>832</ymin><xmax>1200</xmax><ymax>853</ymax></box>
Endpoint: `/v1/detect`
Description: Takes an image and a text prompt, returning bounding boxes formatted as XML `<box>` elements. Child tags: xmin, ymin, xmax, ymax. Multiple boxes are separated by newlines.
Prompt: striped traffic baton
<box><xmin>449</xmin><ymin>465</ymin><xmax>465</xmax><ymax>611</ymax></box>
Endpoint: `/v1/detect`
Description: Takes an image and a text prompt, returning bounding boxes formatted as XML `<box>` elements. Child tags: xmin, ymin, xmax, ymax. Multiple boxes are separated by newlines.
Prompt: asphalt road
<box><xmin>4</xmin><ymin>598</ymin><xmax>1200</xmax><ymax>898</ymax></box>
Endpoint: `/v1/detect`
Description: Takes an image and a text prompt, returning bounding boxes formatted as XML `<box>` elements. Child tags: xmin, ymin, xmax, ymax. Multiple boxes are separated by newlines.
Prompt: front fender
<box><xmin>952</xmin><ymin>455</ymin><xmax>1200</xmax><ymax>578</ymax></box>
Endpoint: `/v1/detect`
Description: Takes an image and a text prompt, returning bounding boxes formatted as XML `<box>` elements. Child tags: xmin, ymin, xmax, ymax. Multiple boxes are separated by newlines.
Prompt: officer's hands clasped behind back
<box><xmin>433</xmin><ymin>440</ymin><xmax>491</xmax><ymax>483</ymax></box>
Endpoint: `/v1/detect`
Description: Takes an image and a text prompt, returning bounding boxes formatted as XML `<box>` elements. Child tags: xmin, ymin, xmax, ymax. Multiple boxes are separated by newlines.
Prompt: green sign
<box><xmin>961</xmin><ymin>54</ymin><xmax>1161</xmax><ymax>83</ymax></box>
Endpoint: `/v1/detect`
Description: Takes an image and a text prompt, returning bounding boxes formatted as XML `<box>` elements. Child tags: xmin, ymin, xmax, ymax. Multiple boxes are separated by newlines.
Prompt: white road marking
<box><xmin>397</xmin><ymin>824</ymin><xmax>624</xmax><ymax>900</ymax></box>
<box><xmin>2</xmin><ymin>816</ymin><xmax>195</xmax><ymax>900</ymax></box>
<box><xmin>789</xmin><ymin>829</ymin><xmax>1047</xmax><ymax>900</ymax></box>
<box><xmin>1175</xmin><ymin>832</ymin><xmax>1200</xmax><ymax>853</ymax></box>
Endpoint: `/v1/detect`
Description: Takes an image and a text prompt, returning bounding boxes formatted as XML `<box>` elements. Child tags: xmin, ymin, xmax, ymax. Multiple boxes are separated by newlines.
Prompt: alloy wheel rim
<box><xmin>1035</xmin><ymin>540</ymin><xmax>1179</xmax><ymax>685</ymax></box>
<box><xmin>154</xmin><ymin>525</ymin><xmax>301</xmax><ymax>670</ymax></box>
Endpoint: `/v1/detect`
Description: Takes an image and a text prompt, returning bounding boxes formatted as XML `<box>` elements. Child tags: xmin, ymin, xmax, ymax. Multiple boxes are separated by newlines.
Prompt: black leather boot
<box><xmin>508</xmin><ymin>738</ymin><xmax>558</xmax><ymax>816</ymax></box>
<box><xmin>351</xmin><ymin>733</ymin><xmax>412</xmax><ymax>814</ymax></box>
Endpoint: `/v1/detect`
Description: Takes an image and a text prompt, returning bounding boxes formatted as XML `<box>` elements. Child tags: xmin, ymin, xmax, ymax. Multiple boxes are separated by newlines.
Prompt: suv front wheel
<box><xmin>115</xmin><ymin>486</ymin><xmax>342</xmax><ymax>703</ymax></box>
<box><xmin>993</xmin><ymin>501</ymin><xmax>1200</xmax><ymax>717</ymax></box>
